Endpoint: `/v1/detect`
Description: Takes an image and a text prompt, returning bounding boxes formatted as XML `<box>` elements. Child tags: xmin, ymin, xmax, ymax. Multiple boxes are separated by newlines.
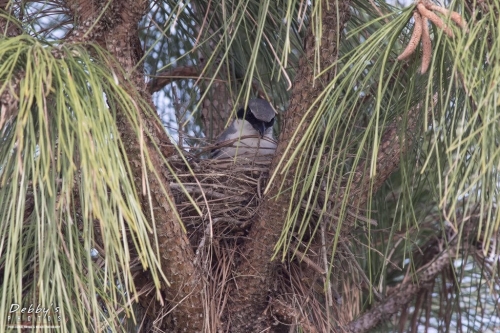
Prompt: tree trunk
<box><xmin>226</xmin><ymin>1</ymin><xmax>352</xmax><ymax>332</ymax></box>
<box><xmin>64</xmin><ymin>0</ymin><xmax>206</xmax><ymax>331</ymax></box>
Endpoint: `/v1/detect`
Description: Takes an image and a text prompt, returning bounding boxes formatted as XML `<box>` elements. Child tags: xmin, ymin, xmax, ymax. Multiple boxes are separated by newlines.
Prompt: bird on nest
<box><xmin>211</xmin><ymin>98</ymin><xmax>277</xmax><ymax>161</ymax></box>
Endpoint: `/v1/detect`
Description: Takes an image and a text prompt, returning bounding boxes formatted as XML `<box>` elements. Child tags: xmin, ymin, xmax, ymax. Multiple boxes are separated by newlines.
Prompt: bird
<box><xmin>212</xmin><ymin>98</ymin><xmax>277</xmax><ymax>160</ymax></box>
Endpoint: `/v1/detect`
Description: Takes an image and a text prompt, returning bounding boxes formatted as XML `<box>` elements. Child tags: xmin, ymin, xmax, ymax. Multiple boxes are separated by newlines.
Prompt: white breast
<box><xmin>215</xmin><ymin>120</ymin><xmax>277</xmax><ymax>159</ymax></box>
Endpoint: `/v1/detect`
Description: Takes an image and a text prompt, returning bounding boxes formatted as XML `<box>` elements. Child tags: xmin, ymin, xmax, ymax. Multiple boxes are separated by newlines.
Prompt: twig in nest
<box><xmin>271</xmin><ymin>298</ymin><xmax>318</xmax><ymax>333</ymax></box>
<box><xmin>293</xmin><ymin>249</ymin><xmax>326</xmax><ymax>275</ymax></box>
<box><xmin>397</xmin><ymin>2</ymin><xmax>467</xmax><ymax>74</ymax></box>
<box><xmin>166</xmin><ymin>155</ymin><xmax>272</xmax><ymax>228</ymax></box>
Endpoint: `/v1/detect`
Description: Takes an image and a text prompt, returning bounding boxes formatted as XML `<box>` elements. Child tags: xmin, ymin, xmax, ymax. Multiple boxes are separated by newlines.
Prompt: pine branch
<box><xmin>347</xmin><ymin>243</ymin><xmax>454</xmax><ymax>333</ymax></box>
<box><xmin>318</xmin><ymin>95</ymin><xmax>437</xmax><ymax>329</ymax></box>
<box><xmin>348</xmin><ymin>94</ymin><xmax>438</xmax><ymax>209</ymax></box>
<box><xmin>347</xmin><ymin>206</ymin><xmax>487</xmax><ymax>332</ymax></box>
<box><xmin>148</xmin><ymin>66</ymin><xmax>200</xmax><ymax>93</ymax></box>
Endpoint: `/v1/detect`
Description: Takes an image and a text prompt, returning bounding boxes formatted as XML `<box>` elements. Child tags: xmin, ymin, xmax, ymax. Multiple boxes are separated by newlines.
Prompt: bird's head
<box><xmin>237</xmin><ymin>98</ymin><xmax>275</xmax><ymax>137</ymax></box>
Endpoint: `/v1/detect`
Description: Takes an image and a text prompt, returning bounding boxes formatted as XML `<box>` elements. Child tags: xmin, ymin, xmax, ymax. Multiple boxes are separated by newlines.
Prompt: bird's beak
<box><xmin>254</xmin><ymin>122</ymin><xmax>266</xmax><ymax>138</ymax></box>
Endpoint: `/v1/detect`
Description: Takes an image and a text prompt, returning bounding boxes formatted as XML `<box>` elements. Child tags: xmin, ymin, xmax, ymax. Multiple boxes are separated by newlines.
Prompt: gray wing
<box><xmin>215</xmin><ymin>121</ymin><xmax>238</xmax><ymax>143</ymax></box>
<box><xmin>211</xmin><ymin>121</ymin><xmax>238</xmax><ymax>158</ymax></box>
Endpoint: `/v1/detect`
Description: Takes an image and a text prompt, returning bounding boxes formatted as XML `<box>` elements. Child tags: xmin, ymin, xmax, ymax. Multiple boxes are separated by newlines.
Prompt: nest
<box><xmin>157</xmin><ymin>146</ymin><xmax>366</xmax><ymax>331</ymax></box>
<box><xmin>165</xmin><ymin>151</ymin><xmax>273</xmax><ymax>230</ymax></box>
